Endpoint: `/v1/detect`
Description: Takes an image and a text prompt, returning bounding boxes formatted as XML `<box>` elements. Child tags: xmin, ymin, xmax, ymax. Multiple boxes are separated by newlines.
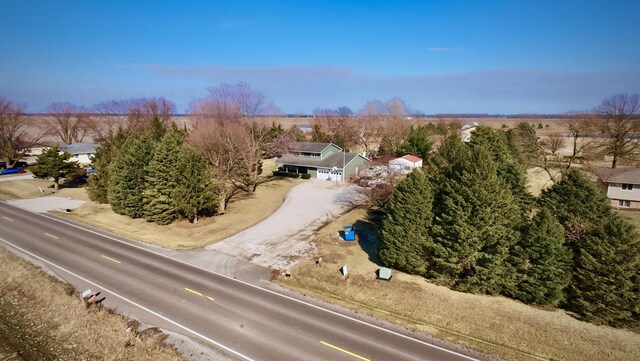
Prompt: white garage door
<box><xmin>318</xmin><ymin>168</ymin><xmax>342</xmax><ymax>181</ymax></box>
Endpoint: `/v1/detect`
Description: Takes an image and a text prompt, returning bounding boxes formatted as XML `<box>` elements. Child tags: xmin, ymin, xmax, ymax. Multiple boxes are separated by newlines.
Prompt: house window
<box><xmin>622</xmin><ymin>183</ymin><xmax>634</xmax><ymax>190</ymax></box>
<box><xmin>619</xmin><ymin>200</ymin><xmax>631</xmax><ymax>207</ymax></box>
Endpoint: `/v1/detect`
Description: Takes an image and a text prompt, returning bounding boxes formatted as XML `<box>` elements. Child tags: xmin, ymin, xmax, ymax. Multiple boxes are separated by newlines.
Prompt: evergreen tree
<box><xmin>428</xmin><ymin>135</ymin><xmax>470</xmax><ymax>187</ymax></box>
<box><xmin>108</xmin><ymin>132</ymin><xmax>156</xmax><ymax>218</ymax></box>
<box><xmin>31</xmin><ymin>146</ymin><xmax>80</xmax><ymax>190</ymax></box>
<box><xmin>379</xmin><ymin>169</ymin><xmax>433</xmax><ymax>275</ymax></box>
<box><xmin>86</xmin><ymin>130</ymin><xmax>129</xmax><ymax>203</ymax></box>
<box><xmin>507</xmin><ymin>209</ymin><xmax>572</xmax><ymax>305</ymax></box>
<box><xmin>568</xmin><ymin>215</ymin><xmax>640</xmax><ymax>327</ymax></box>
<box><xmin>538</xmin><ymin>170</ymin><xmax>611</xmax><ymax>245</ymax></box>
<box><xmin>174</xmin><ymin>148</ymin><xmax>216</xmax><ymax>223</ymax></box>
<box><xmin>429</xmin><ymin>145</ymin><xmax>521</xmax><ymax>294</ymax></box>
<box><xmin>396</xmin><ymin>125</ymin><xmax>432</xmax><ymax>161</ymax></box>
<box><xmin>142</xmin><ymin>130</ymin><xmax>185</xmax><ymax>225</ymax></box>
<box><xmin>469</xmin><ymin>126</ymin><xmax>532</xmax><ymax>215</ymax></box>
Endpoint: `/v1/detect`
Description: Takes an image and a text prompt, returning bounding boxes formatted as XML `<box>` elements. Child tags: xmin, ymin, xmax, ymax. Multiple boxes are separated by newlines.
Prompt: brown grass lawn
<box><xmin>0</xmin><ymin>247</ymin><xmax>183</xmax><ymax>361</ymax></box>
<box><xmin>0</xmin><ymin>160</ymin><xmax>302</xmax><ymax>249</ymax></box>
<box><xmin>616</xmin><ymin>209</ymin><xmax>640</xmax><ymax>230</ymax></box>
<box><xmin>278</xmin><ymin>208</ymin><xmax>640</xmax><ymax>361</ymax></box>
<box><xmin>0</xmin><ymin>176</ymin><xmax>91</xmax><ymax>201</ymax></box>
<box><xmin>0</xmin><ymin>178</ymin><xmax>54</xmax><ymax>199</ymax></box>
<box><xmin>61</xmin><ymin>176</ymin><xmax>303</xmax><ymax>249</ymax></box>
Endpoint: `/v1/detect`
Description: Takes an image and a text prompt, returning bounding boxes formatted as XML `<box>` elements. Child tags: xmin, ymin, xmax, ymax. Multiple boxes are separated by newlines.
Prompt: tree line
<box><xmin>82</xmin><ymin>83</ymin><xmax>302</xmax><ymax>224</ymax></box>
<box><xmin>378</xmin><ymin>126</ymin><xmax>640</xmax><ymax>328</ymax></box>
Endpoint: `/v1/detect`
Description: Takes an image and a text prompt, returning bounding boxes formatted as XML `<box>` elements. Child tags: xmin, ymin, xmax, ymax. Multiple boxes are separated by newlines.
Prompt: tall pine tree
<box><xmin>396</xmin><ymin>125</ymin><xmax>432</xmax><ymax>162</ymax></box>
<box><xmin>108</xmin><ymin>132</ymin><xmax>156</xmax><ymax>218</ymax></box>
<box><xmin>174</xmin><ymin>148</ymin><xmax>216</xmax><ymax>223</ymax></box>
<box><xmin>540</xmin><ymin>170</ymin><xmax>640</xmax><ymax>327</ymax></box>
<box><xmin>429</xmin><ymin>144</ymin><xmax>521</xmax><ymax>294</ymax></box>
<box><xmin>506</xmin><ymin>209</ymin><xmax>571</xmax><ymax>305</ymax></box>
<box><xmin>469</xmin><ymin>125</ymin><xmax>532</xmax><ymax>217</ymax></box>
<box><xmin>538</xmin><ymin>170</ymin><xmax>611</xmax><ymax>245</ymax></box>
<box><xmin>567</xmin><ymin>215</ymin><xmax>640</xmax><ymax>327</ymax></box>
<box><xmin>142</xmin><ymin>130</ymin><xmax>185</xmax><ymax>225</ymax></box>
<box><xmin>379</xmin><ymin>169</ymin><xmax>433</xmax><ymax>275</ymax></box>
<box><xmin>87</xmin><ymin>129</ymin><xmax>129</xmax><ymax>203</ymax></box>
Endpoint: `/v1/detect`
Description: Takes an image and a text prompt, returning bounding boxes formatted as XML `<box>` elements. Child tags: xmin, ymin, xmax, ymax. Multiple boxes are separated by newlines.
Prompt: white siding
<box><xmin>389</xmin><ymin>158</ymin><xmax>421</xmax><ymax>174</ymax></box>
<box><xmin>607</xmin><ymin>183</ymin><xmax>640</xmax><ymax>201</ymax></box>
<box><xmin>317</xmin><ymin>168</ymin><xmax>343</xmax><ymax>181</ymax></box>
<box><xmin>70</xmin><ymin>153</ymin><xmax>93</xmax><ymax>166</ymax></box>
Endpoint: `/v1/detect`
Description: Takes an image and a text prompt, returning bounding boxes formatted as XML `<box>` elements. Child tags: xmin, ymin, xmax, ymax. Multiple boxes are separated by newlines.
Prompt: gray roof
<box><xmin>288</xmin><ymin>142</ymin><xmax>340</xmax><ymax>153</ymax></box>
<box><xmin>277</xmin><ymin>152</ymin><xmax>365</xmax><ymax>169</ymax></box>
<box><xmin>60</xmin><ymin>143</ymin><xmax>98</xmax><ymax>154</ymax></box>
<box><xmin>595</xmin><ymin>167</ymin><xmax>640</xmax><ymax>184</ymax></box>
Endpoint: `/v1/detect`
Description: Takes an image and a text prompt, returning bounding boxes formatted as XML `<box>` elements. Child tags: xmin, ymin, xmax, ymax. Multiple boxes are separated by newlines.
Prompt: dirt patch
<box><xmin>279</xmin><ymin>208</ymin><xmax>640</xmax><ymax>361</ymax></box>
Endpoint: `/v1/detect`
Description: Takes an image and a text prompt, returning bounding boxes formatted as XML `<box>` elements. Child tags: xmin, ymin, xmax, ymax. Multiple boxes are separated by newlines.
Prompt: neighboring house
<box><xmin>276</xmin><ymin>142</ymin><xmax>370</xmax><ymax>181</ymax></box>
<box><xmin>60</xmin><ymin>143</ymin><xmax>98</xmax><ymax>166</ymax></box>
<box><xmin>595</xmin><ymin>167</ymin><xmax>640</xmax><ymax>208</ymax></box>
<box><xmin>389</xmin><ymin>155</ymin><xmax>423</xmax><ymax>175</ymax></box>
<box><xmin>460</xmin><ymin>122</ymin><xmax>479</xmax><ymax>142</ymax></box>
<box><xmin>298</xmin><ymin>124</ymin><xmax>313</xmax><ymax>133</ymax></box>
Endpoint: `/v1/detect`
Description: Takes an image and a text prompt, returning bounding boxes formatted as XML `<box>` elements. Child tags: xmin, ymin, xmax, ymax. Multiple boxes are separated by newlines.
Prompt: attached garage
<box><xmin>318</xmin><ymin>168</ymin><xmax>342</xmax><ymax>181</ymax></box>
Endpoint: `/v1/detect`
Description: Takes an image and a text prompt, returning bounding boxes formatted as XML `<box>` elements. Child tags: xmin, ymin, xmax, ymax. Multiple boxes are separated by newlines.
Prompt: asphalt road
<box><xmin>0</xmin><ymin>202</ymin><xmax>480</xmax><ymax>361</ymax></box>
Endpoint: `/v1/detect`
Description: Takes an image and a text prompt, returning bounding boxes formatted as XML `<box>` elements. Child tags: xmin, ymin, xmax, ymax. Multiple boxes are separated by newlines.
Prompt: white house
<box><xmin>389</xmin><ymin>155</ymin><xmax>423</xmax><ymax>175</ymax></box>
<box><xmin>595</xmin><ymin>167</ymin><xmax>640</xmax><ymax>208</ymax></box>
<box><xmin>60</xmin><ymin>143</ymin><xmax>98</xmax><ymax>166</ymax></box>
<box><xmin>460</xmin><ymin>122</ymin><xmax>479</xmax><ymax>142</ymax></box>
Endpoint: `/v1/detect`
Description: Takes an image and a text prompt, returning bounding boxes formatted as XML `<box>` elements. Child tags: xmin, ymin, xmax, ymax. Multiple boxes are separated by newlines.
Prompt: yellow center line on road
<box><xmin>185</xmin><ymin>288</ymin><xmax>203</xmax><ymax>297</ymax></box>
<box><xmin>320</xmin><ymin>341</ymin><xmax>370</xmax><ymax>361</ymax></box>
<box><xmin>101</xmin><ymin>255</ymin><xmax>121</xmax><ymax>264</ymax></box>
<box><xmin>205</xmin><ymin>295</ymin><xmax>215</xmax><ymax>301</ymax></box>
<box><xmin>2</xmin><ymin>216</ymin><xmax>13</xmax><ymax>222</ymax></box>
<box><xmin>44</xmin><ymin>233</ymin><xmax>58</xmax><ymax>239</ymax></box>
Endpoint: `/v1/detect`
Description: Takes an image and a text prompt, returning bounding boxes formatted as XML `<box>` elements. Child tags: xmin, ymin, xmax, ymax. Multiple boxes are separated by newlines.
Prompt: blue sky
<box><xmin>1</xmin><ymin>0</ymin><xmax>639</xmax><ymax>114</ymax></box>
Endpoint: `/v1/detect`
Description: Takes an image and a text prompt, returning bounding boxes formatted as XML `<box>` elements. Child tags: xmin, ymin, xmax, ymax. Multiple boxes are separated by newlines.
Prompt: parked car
<box><xmin>0</xmin><ymin>167</ymin><xmax>25</xmax><ymax>175</ymax></box>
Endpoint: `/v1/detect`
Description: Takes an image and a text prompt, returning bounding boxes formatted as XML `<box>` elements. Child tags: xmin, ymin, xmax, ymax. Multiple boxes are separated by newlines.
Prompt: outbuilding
<box><xmin>389</xmin><ymin>155</ymin><xmax>423</xmax><ymax>175</ymax></box>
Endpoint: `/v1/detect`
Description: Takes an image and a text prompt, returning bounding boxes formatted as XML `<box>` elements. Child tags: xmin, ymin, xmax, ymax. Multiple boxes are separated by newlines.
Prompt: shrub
<box><xmin>301</xmin><ymin>173</ymin><xmax>311</xmax><ymax>179</ymax></box>
<box><xmin>272</xmin><ymin>171</ymin><xmax>300</xmax><ymax>178</ymax></box>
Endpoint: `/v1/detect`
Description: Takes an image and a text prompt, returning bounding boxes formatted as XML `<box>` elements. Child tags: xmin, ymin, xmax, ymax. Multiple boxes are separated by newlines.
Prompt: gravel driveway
<box><xmin>207</xmin><ymin>180</ymin><xmax>363</xmax><ymax>270</ymax></box>
<box><xmin>5</xmin><ymin>197</ymin><xmax>86</xmax><ymax>213</ymax></box>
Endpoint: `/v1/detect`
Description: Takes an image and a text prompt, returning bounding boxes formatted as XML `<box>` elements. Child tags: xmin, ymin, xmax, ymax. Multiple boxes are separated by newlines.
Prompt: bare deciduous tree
<box><xmin>312</xmin><ymin>107</ymin><xmax>357</xmax><ymax>150</ymax></box>
<box><xmin>595</xmin><ymin>93</ymin><xmax>640</xmax><ymax>168</ymax></box>
<box><xmin>562</xmin><ymin>112</ymin><xmax>597</xmax><ymax>168</ymax></box>
<box><xmin>188</xmin><ymin>82</ymin><xmax>273</xmax><ymax>213</ymax></box>
<box><xmin>45</xmin><ymin>102</ymin><xmax>90</xmax><ymax>145</ymax></box>
<box><xmin>88</xmin><ymin>97</ymin><xmax>176</xmax><ymax>145</ymax></box>
<box><xmin>0</xmin><ymin>98</ymin><xmax>45</xmax><ymax>167</ymax></box>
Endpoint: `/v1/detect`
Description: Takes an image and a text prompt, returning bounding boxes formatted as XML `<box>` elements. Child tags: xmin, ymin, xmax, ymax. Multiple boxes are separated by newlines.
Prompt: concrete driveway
<box><xmin>0</xmin><ymin>174</ymin><xmax>33</xmax><ymax>182</ymax></box>
<box><xmin>207</xmin><ymin>180</ymin><xmax>363</xmax><ymax>270</ymax></box>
